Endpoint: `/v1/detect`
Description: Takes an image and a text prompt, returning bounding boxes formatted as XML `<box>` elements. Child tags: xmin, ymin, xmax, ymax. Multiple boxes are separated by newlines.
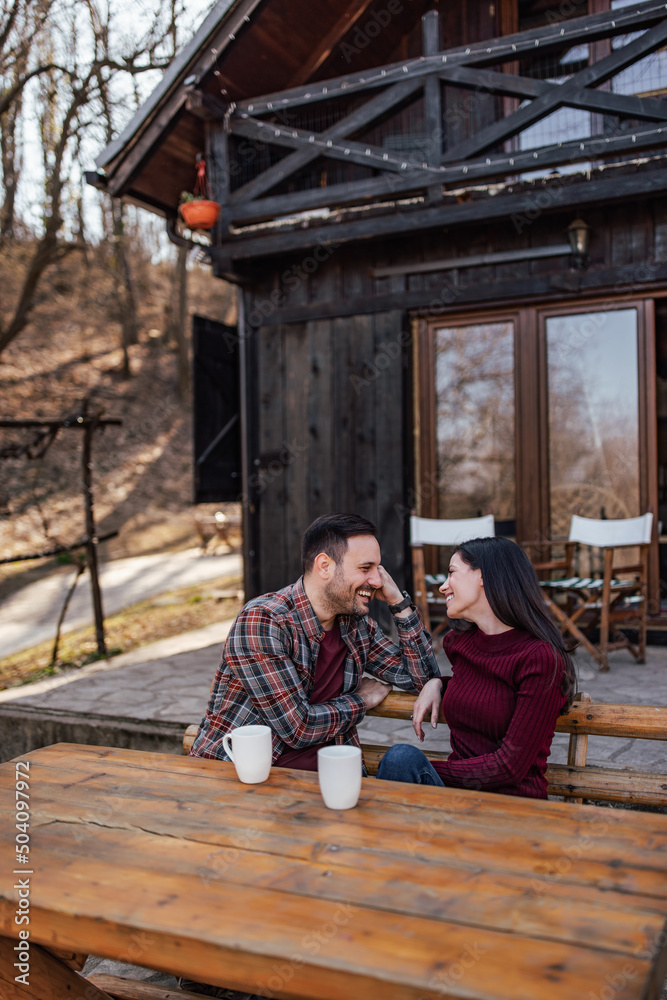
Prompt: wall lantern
<box><xmin>567</xmin><ymin>217</ymin><xmax>591</xmax><ymax>269</ymax></box>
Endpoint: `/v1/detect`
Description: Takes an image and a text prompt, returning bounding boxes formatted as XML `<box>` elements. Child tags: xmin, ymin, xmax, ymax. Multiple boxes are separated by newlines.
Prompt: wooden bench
<box><xmin>183</xmin><ymin>690</ymin><xmax>667</xmax><ymax>808</ymax></box>
<box><xmin>193</xmin><ymin>510</ymin><xmax>241</xmax><ymax>552</ymax></box>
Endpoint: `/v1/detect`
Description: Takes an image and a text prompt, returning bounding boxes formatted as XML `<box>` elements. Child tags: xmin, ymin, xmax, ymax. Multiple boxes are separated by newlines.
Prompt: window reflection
<box><xmin>546</xmin><ymin>309</ymin><xmax>639</xmax><ymax>538</ymax></box>
<box><xmin>434</xmin><ymin>323</ymin><xmax>515</xmax><ymax>522</ymax></box>
<box><xmin>518</xmin><ymin>44</ymin><xmax>591</xmax><ymax>154</ymax></box>
<box><xmin>611</xmin><ymin>0</ymin><xmax>667</xmax><ymax>98</ymax></box>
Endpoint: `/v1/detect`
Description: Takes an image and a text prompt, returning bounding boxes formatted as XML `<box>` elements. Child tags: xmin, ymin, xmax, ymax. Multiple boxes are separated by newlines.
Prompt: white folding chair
<box><xmin>539</xmin><ymin>513</ymin><xmax>653</xmax><ymax>671</ymax></box>
<box><xmin>410</xmin><ymin>515</ymin><xmax>495</xmax><ymax>634</ymax></box>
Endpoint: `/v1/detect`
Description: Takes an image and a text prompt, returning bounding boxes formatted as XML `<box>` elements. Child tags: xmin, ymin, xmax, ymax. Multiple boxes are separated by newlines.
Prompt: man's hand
<box><xmin>357</xmin><ymin>676</ymin><xmax>392</xmax><ymax>711</ymax></box>
<box><xmin>372</xmin><ymin>565</ymin><xmax>404</xmax><ymax>606</ymax></box>
<box><xmin>412</xmin><ymin>676</ymin><xmax>444</xmax><ymax>742</ymax></box>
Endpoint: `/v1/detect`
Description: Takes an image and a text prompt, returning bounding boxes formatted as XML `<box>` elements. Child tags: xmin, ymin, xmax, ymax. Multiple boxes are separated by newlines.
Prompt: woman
<box><xmin>376</xmin><ymin>536</ymin><xmax>576</xmax><ymax>798</ymax></box>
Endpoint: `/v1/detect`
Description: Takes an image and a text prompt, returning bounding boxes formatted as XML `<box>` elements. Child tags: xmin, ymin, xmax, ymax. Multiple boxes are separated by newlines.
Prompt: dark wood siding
<box><xmin>230</xmin><ymin>197</ymin><xmax>667</xmax><ymax>329</ymax></box>
<box><xmin>249</xmin><ymin>311</ymin><xmax>408</xmax><ymax>608</ymax></box>
<box><xmin>238</xmin><ymin>194</ymin><xmax>667</xmax><ymax>606</ymax></box>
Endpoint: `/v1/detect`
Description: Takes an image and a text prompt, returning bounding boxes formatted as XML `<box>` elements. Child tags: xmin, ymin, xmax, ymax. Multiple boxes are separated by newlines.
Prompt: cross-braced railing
<box><xmin>201</xmin><ymin>0</ymin><xmax>667</xmax><ymax>232</ymax></box>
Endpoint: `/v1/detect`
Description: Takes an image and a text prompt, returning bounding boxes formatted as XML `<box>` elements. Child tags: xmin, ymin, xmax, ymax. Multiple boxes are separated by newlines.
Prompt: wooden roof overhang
<box><xmin>92</xmin><ymin>0</ymin><xmax>438</xmax><ymax>214</ymax></box>
<box><xmin>91</xmin><ymin>0</ymin><xmax>667</xmax><ymax>267</ymax></box>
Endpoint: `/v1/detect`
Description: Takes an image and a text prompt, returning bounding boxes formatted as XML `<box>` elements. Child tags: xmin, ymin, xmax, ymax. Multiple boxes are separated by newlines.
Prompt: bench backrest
<box><xmin>183</xmin><ymin>692</ymin><xmax>667</xmax><ymax>752</ymax></box>
<box><xmin>364</xmin><ymin>690</ymin><xmax>667</xmax><ymax>739</ymax></box>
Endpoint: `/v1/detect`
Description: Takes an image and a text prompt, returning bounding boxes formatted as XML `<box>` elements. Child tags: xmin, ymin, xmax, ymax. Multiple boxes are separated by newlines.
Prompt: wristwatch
<box><xmin>389</xmin><ymin>590</ymin><xmax>414</xmax><ymax>614</ymax></box>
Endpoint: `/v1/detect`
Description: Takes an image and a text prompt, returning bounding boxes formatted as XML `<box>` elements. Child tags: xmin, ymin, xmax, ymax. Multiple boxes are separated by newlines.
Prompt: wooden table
<box><xmin>2</xmin><ymin>743</ymin><xmax>667</xmax><ymax>1000</ymax></box>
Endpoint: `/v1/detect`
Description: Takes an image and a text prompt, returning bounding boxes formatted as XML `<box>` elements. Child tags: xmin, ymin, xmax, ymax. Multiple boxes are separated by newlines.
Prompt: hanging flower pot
<box><xmin>179</xmin><ymin>199</ymin><xmax>220</xmax><ymax>230</ymax></box>
<box><xmin>178</xmin><ymin>155</ymin><xmax>220</xmax><ymax>230</ymax></box>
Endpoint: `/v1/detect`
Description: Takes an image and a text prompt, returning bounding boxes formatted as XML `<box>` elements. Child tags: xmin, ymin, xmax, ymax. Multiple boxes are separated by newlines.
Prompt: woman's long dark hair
<box><xmin>449</xmin><ymin>536</ymin><xmax>577</xmax><ymax>710</ymax></box>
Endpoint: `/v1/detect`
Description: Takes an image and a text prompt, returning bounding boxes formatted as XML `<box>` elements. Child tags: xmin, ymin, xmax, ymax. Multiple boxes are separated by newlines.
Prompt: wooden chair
<box><xmin>410</xmin><ymin>514</ymin><xmax>495</xmax><ymax>634</ymax></box>
<box><xmin>535</xmin><ymin>512</ymin><xmax>653</xmax><ymax>672</ymax></box>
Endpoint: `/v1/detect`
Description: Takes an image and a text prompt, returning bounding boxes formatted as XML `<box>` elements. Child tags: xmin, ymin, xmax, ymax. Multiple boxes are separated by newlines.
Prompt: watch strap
<box><xmin>389</xmin><ymin>590</ymin><xmax>414</xmax><ymax>614</ymax></box>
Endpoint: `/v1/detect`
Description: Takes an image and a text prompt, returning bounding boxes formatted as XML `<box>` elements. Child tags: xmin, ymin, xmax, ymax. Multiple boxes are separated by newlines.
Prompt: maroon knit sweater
<box><xmin>432</xmin><ymin>627</ymin><xmax>567</xmax><ymax>798</ymax></box>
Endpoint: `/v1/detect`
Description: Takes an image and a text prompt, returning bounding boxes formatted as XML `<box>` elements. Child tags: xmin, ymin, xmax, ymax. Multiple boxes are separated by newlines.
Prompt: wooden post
<box><xmin>566</xmin><ymin>691</ymin><xmax>591</xmax><ymax>805</ymax></box>
<box><xmin>207</xmin><ymin>120</ymin><xmax>232</xmax><ymax>239</ymax></box>
<box><xmin>175</xmin><ymin>244</ymin><xmax>189</xmax><ymax>400</ymax></box>
<box><xmin>0</xmin><ymin>935</ymin><xmax>114</xmax><ymax>1000</ymax></box>
<box><xmin>421</xmin><ymin>10</ymin><xmax>442</xmax><ymax>205</ymax></box>
<box><xmin>82</xmin><ymin>414</ymin><xmax>106</xmax><ymax>656</ymax></box>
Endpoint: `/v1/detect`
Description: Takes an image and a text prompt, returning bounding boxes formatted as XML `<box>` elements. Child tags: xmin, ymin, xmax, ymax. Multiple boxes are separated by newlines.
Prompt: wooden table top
<box><xmin>2</xmin><ymin>743</ymin><xmax>667</xmax><ymax>1000</ymax></box>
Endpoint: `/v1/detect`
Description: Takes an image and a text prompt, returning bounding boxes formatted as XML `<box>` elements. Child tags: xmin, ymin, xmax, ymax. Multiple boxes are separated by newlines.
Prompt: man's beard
<box><xmin>321</xmin><ymin>568</ymin><xmax>371</xmax><ymax>617</ymax></box>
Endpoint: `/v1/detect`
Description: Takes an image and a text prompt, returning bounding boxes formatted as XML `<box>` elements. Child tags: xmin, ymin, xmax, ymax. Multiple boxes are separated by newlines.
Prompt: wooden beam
<box><xmin>105</xmin><ymin>93</ymin><xmax>190</xmax><ymax>194</ymax></box>
<box><xmin>0</xmin><ymin>936</ymin><xmax>115</xmax><ymax>1000</ymax></box>
<box><xmin>440</xmin><ymin>64</ymin><xmax>547</xmax><ymax>100</ymax></box>
<box><xmin>229</xmin><ymin>113</ymin><xmax>435</xmax><ymax>179</ymax></box>
<box><xmin>229</xmin><ymin>170</ymin><xmax>419</xmax><ymax>222</ymax></box>
<box><xmin>186</xmin><ymin>89</ymin><xmax>230</xmax><ymax>122</ymax></box>
<box><xmin>443</xmin><ymin>18</ymin><xmax>667</xmax><ymax>162</ymax></box>
<box><xmin>0</xmin><ymin>418</ymin><xmax>122</xmax><ymax>426</ymax></box>
<box><xmin>235</xmin><ymin>0</ymin><xmax>667</xmax><ymax>115</ymax></box>
<box><xmin>371</xmin><ymin>245</ymin><xmax>572</xmax><ymax>278</ymax></box>
<box><xmin>229</xmin><ymin>77</ymin><xmax>423</xmax><ymax>202</ymax></box>
<box><xmin>227</xmin><ymin>124</ymin><xmax>667</xmax><ymax>224</ymax></box>
<box><xmin>225</xmin><ymin>264</ymin><xmax>667</xmax><ymax>329</ymax></box>
<box><xmin>211</xmin><ymin>161</ymin><xmax>667</xmax><ymax>260</ymax></box>
<box><xmin>575</xmin><ymin>87</ymin><xmax>667</xmax><ymax>121</ymax></box>
<box><xmin>286</xmin><ymin>0</ymin><xmax>377</xmax><ymax>87</ymax></box>
<box><xmin>438</xmin><ymin>64</ymin><xmax>667</xmax><ymax>121</ymax></box>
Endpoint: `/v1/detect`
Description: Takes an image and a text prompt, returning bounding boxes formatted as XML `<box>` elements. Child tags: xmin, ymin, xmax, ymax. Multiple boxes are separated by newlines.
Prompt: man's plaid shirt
<box><xmin>190</xmin><ymin>577</ymin><xmax>440</xmax><ymax>763</ymax></box>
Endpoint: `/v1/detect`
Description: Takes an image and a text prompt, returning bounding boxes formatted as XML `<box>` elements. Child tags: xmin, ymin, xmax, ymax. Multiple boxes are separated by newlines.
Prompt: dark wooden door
<box><xmin>192</xmin><ymin>315</ymin><xmax>241</xmax><ymax>503</ymax></box>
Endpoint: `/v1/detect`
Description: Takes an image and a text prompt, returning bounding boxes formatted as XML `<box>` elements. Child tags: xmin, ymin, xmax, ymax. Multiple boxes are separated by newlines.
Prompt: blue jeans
<box><xmin>376</xmin><ymin>744</ymin><xmax>445</xmax><ymax>786</ymax></box>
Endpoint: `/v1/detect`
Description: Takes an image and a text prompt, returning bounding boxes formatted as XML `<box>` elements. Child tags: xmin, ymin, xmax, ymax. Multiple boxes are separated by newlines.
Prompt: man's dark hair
<box><xmin>302</xmin><ymin>513</ymin><xmax>378</xmax><ymax>573</ymax></box>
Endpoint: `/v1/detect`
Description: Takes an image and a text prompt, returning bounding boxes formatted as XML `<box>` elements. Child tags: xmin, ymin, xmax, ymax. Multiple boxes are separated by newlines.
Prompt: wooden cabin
<box><xmin>89</xmin><ymin>0</ymin><xmax>667</xmax><ymax>622</ymax></box>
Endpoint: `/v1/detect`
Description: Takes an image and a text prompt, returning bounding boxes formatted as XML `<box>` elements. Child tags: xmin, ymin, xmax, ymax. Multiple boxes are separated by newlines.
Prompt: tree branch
<box><xmin>0</xmin><ymin>62</ymin><xmax>70</xmax><ymax>118</ymax></box>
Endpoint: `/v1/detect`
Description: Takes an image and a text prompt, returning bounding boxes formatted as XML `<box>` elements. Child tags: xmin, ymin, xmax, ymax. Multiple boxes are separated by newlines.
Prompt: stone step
<box><xmin>0</xmin><ymin>704</ymin><xmax>187</xmax><ymax>763</ymax></box>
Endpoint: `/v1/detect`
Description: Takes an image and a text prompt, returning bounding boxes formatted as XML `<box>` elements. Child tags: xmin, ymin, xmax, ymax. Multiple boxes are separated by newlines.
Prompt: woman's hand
<box><xmin>412</xmin><ymin>677</ymin><xmax>444</xmax><ymax>742</ymax></box>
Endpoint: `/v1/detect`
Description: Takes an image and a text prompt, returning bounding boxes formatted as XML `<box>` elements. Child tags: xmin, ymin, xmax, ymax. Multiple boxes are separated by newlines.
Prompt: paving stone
<box><xmin>5</xmin><ymin>622</ymin><xmax>667</xmax><ymax>773</ymax></box>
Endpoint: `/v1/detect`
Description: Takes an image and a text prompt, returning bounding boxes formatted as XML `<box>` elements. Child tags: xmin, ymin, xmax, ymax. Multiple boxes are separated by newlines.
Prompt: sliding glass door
<box><xmin>433</xmin><ymin>321</ymin><xmax>515</xmax><ymax>526</ymax></box>
<box><xmin>417</xmin><ymin>299</ymin><xmax>657</xmax><ymax>598</ymax></box>
<box><xmin>545</xmin><ymin>308</ymin><xmax>640</xmax><ymax>536</ymax></box>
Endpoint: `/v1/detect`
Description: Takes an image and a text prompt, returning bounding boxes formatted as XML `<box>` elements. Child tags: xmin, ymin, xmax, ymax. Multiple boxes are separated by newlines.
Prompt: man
<box><xmin>190</xmin><ymin>512</ymin><xmax>440</xmax><ymax>769</ymax></box>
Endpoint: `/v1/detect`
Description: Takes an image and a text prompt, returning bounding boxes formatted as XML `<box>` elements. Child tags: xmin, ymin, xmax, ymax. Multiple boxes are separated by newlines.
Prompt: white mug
<box><xmin>317</xmin><ymin>746</ymin><xmax>362</xmax><ymax>810</ymax></box>
<box><xmin>222</xmin><ymin>725</ymin><xmax>272</xmax><ymax>784</ymax></box>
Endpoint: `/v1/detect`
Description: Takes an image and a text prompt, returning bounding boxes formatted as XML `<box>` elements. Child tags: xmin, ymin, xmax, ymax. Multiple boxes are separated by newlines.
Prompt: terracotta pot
<box><xmin>179</xmin><ymin>199</ymin><xmax>220</xmax><ymax>230</ymax></box>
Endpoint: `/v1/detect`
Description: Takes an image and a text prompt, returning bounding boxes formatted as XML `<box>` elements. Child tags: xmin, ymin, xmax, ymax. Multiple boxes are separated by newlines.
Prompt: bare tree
<box><xmin>0</xmin><ymin>0</ymin><xmax>66</xmax><ymax>235</ymax></box>
<box><xmin>0</xmin><ymin>0</ymin><xmax>189</xmax><ymax>357</ymax></box>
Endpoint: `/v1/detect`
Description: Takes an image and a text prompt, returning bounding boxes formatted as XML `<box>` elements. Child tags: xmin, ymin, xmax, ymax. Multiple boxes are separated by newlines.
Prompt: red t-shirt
<box><xmin>274</xmin><ymin>622</ymin><xmax>347</xmax><ymax>771</ymax></box>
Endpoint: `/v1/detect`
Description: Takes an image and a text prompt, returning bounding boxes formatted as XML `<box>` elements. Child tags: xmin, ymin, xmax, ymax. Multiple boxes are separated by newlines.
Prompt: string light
<box><xmin>194</xmin><ymin>0</ymin><xmax>664</xmax><ymax>197</ymax></box>
<box><xmin>234</xmin><ymin>114</ymin><xmax>664</xmax><ymax>183</ymax></box>
<box><xmin>217</xmin><ymin>1</ymin><xmax>660</xmax><ymax>120</ymax></box>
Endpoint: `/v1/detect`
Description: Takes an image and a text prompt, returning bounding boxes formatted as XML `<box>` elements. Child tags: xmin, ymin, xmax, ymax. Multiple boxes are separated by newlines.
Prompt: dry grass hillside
<box><xmin>0</xmin><ymin>239</ymin><xmax>238</xmax><ymax>593</ymax></box>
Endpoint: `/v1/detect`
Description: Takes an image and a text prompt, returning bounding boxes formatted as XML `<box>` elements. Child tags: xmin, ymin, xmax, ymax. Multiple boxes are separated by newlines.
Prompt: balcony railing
<box><xmin>194</xmin><ymin>0</ymin><xmax>667</xmax><ymax>248</ymax></box>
